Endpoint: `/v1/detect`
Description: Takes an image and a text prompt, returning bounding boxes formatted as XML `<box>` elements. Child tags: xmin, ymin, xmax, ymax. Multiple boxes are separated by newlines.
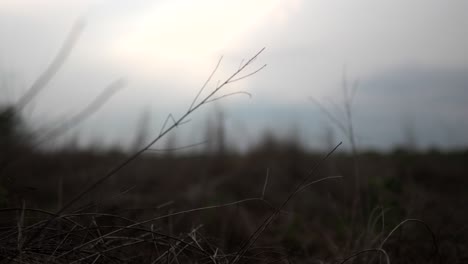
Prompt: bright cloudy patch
<box><xmin>106</xmin><ymin>0</ymin><xmax>293</xmax><ymax>79</ymax></box>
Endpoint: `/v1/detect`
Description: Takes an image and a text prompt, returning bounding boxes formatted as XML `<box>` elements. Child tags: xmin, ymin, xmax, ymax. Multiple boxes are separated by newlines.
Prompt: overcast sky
<box><xmin>1</xmin><ymin>0</ymin><xmax>467</xmax><ymax>151</ymax></box>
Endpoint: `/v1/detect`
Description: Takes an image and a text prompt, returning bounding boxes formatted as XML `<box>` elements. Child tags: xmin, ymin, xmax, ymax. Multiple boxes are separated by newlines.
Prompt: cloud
<box><xmin>1</xmin><ymin>0</ymin><xmax>468</xmax><ymax>150</ymax></box>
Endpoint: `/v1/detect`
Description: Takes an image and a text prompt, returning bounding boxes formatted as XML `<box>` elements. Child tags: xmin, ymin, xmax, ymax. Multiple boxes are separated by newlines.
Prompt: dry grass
<box><xmin>1</xmin><ymin>22</ymin><xmax>467</xmax><ymax>263</ymax></box>
<box><xmin>1</xmin><ymin>147</ymin><xmax>466</xmax><ymax>263</ymax></box>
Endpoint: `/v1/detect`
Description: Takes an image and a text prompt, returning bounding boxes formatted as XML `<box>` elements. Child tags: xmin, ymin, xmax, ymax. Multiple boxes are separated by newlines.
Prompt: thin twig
<box><xmin>146</xmin><ymin>141</ymin><xmax>208</xmax><ymax>152</ymax></box>
<box><xmin>189</xmin><ymin>56</ymin><xmax>223</xmax><ymax>111</ymax></box>
<box><xmin>228</xmin><ymin>64</ymin><xmax>267</xmax><ymax>83</ymax></box>
<box><xmin>204</xmin><ymin>91</ymin><xmax>252</xmax><ymax>104</ymax></box>
<box><xmin>159</xmin><ymin>114</ymin><xmax>177</xmax><ymax>136</ymax></box>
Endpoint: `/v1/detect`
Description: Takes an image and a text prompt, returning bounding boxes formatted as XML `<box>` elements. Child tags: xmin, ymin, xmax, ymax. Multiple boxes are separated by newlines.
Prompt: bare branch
<box><xmin>20</xmin><ymin>48</ymin><xmax>267</xmax><ymax>257</ymax></box>
<box><xmin>228</xmin><ymin>64</ymin><xmax>267</xmax><ymax>84</ymax></box>
<box><xmin>159</xmin><ymin>114</ymin><xmax>177</xmax><ymax>136</ymax></box>
<box><xmin>189</xmin><ymin>56</ymin><xmax>223</xmax><ymax>111</ymax></box>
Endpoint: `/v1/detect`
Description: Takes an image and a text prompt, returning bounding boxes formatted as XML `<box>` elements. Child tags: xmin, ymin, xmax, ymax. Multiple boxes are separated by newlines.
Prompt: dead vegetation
<box><xmin>1</xmin><ymin>21</ymin><xmax>467</xmax><ymax>264</ymax></box>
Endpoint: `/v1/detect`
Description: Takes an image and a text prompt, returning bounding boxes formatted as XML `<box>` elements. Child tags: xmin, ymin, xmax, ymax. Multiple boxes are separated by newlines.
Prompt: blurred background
<box><xmin>0</xmin><ymin>1</ymin><xmax>467</xmax><ymax>263</ymax></box>
<box><xmin>1</xmin><ymin>0</ymin><xmax>467</xmax><ymax>151</ymax></box>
